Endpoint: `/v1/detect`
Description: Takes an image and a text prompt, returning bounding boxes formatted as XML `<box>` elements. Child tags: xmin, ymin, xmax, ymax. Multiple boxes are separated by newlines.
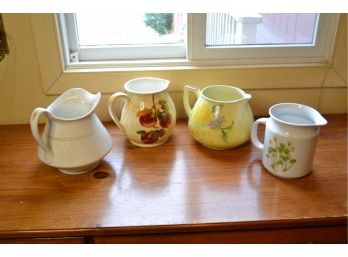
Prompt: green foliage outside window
<box><xmin>144</xmin><ymin>13</ymin><xmax>173</xmax><ymax>35</ymax></box>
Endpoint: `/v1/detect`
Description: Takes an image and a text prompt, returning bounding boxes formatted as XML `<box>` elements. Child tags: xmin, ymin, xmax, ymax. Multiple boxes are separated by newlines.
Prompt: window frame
<box><xmin>30</xmin><ymin>13</ymin><xmax>342</xmax><ymax>95</ymax></box>
<box><xmin>59</xmin><ymin>13</ymin><xmax>186</xmax><ymax>63</ymax></box>
<box><xmin>188</xmin><ymin>13</ymin><xmax>339</xmax><ymax>64</ymax></box>
<box><xmin>59</xmin><ymin>13</ymin><xmax>340</xmax><ymax>69</ymax></box>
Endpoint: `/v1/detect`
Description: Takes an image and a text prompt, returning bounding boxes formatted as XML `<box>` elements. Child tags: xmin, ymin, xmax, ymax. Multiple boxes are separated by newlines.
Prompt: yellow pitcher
<box><xmin>183</xmin><ymin>85</ymin><xmax>254</xmax><ymax>150</ymax></box>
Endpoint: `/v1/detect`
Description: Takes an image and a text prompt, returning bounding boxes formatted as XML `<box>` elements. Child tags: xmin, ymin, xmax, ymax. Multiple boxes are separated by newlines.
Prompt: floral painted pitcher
<box><xmin>183</xmin><ymin>85</ymin><xmax>254</xmax><ymax>150</ymax></box>
<box><xmin>108</xmin><ymin>77</ymin><xmax>176</xmax><ymax>147</ymax></box>
<box><xmin>251</xmin><ymin>103</ymin><xmax>327</xmax><ymax>179</ymax></box>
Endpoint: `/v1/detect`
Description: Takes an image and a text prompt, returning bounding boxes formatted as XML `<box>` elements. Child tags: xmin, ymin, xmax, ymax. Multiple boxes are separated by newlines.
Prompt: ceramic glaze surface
<box><xmin>184</xmin><ymin>85</ymin><xmax>254</xmax><ymax>150</ymax></box>
<box><xmin>251</xmin><ymin>103</ymin><xmax>327</xmax><ymax>179</ymax></box>
<box><xmin>30</xmin><ymin>88</ymin><xmax>112</xmax><ymax>174</ymax></box>
<box><xmin>108</xmin><ymin>77</ymin><xmax>176</xmax><ymax>147</ymax></box>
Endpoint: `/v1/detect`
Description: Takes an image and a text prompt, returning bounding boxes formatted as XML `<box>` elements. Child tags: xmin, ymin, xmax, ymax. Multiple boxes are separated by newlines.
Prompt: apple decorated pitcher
<box><xmin>184</xmin><ymin>85</ymin><xmax>254</xmax><ymax>150</ymax></box>
<box><xmin>108</xmin><ymin>77</ymin><xmax>176</xmax><ymax>147</ymax></box>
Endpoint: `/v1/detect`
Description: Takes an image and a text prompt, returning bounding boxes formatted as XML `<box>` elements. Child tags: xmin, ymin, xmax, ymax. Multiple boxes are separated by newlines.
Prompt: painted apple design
<box><xmin>137</xmin><ymin>108</ymin><xmax>157</xmax><ymax>128</ymax></box>
<box><xmin>136</xmin><ymin>129</ymin><xmax>166</xmax><ymax>144</ymax></box>
<box><xmin>157</xmin><ymin>99</ymin><xmax>172</xmax><ymax>128</ymax></box>
<box><xmin>158</xmin><ymin>111</ymin><xmax>172</xmax><ymax>128</ymax></box>
<box><xmin>136</xmin><ymin>95</ymin><xmax>172</xmax><ymax>144</ymax></box>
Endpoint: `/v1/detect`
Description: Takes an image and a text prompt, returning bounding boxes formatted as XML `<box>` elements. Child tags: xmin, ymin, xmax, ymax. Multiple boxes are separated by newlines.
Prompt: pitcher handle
<box><xmin>251</xmin><ymin>118</ymin><xmax>269</xmax><ymax>151</ymax></box>
<box><xmin>183</xmin><ymin>85</ymin><xmax>200</xmax><ymax>117</ymax></box>
<box><xmin>30</xmin><ymin>107</ymin><xmax>51</xmax><ymax>153</ymax></box>
<box><xmin>108</xmin><ymin>92</ymin><xmax>130</xmax><ymax>134</ymax></box>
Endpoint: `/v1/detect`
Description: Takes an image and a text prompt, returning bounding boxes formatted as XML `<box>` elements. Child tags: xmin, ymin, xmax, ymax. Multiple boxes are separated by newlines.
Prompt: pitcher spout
<box><xmin>89</xmin><ymin>91</ymin><xmax>101</xmax><ymax>112</ymax></box>
<box><xmin>313</xmin><ymin>113</ymin><xmax>327</xmax><ymax>126</ymax></box>
<box><xmin>244</xmin><ymin>93</ymin><xmax>252</xmax><ymax>101</ymax></box>
<box><xmin>47</xmin><ymin>88</ymin><xmax>101</xmax><ymax>121</ymax></box>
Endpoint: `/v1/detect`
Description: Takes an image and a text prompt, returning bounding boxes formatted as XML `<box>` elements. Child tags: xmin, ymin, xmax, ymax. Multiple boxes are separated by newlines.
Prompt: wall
<box><xmin>0</xmin><ymin>14</ymin><xmax>346</xmax><ymax>125</ymax></box>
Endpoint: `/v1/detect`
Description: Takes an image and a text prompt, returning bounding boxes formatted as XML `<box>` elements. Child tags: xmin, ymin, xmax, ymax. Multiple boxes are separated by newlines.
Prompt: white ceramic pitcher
<box><xmin>251</xmin><ymin>103</ymin><xmax>327</xmax><ymax>179</ymax></box>
<box><xmin>30</xmin><ymin>88</ymin><xmax>113</xmax><ymax>175</ymax></box>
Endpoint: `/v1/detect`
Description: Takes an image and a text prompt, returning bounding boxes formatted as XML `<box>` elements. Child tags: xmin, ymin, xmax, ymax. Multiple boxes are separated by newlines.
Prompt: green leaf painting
<box><xmin>266</xmin><ymin>137</ymin><xmax>296</xmax><ymax>172</ymax></box>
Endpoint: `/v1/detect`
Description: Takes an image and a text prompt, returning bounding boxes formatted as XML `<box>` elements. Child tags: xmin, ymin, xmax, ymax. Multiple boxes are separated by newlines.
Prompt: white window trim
<box><xmin>59</xmin><ymin>13</ymin><xmax>340</xmax><ymax>69</ymax></box>
<box><xmin>189</xmin><ymin>14</ymin><xmax>339</xmax><ymax>64</ymax></box>
<box><xmin>59</xmin><ymin>14</ymin><xmax>186</xmax><ymax>62</ymax></box>
<box><xmin>30</xmin><ymin>13</ymin><xmax>341</xmax><ymax>95</ymax></box>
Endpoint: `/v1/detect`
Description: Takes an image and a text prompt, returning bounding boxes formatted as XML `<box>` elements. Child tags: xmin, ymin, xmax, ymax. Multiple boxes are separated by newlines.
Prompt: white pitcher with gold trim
<box><xmin>30</xmin><ymin>88</ymin><xmax>112</xmax><ymax>175</ymax></box>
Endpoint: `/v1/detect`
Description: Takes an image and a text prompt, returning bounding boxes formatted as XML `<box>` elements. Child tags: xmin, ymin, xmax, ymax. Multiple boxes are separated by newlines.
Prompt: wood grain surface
<box><xmin>0</xmin><ymin>115</ymin><xmax>346</xmax><ymax>243</ymax></box>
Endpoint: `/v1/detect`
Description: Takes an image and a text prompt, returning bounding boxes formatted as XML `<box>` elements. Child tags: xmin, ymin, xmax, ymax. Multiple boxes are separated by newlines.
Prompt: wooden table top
<box><xmin>0</xmin><ymin>115</ymin><xmax>346</xmax><ymax>239</ymax></box>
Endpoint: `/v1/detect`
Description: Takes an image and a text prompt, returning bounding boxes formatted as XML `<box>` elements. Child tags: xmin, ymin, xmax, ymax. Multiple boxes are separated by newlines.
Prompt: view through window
<box><xmin>75</xmin><ymin>13</ymin><xmax>186</xmax><ymax>46</ymax></box>
<box><xmin>206</xmin><ymin>13</ymin><xmax>318</xmax><ymax>46</ymax></box>
<box><xmin>59</xmin><ymin>13</ymin><xmax>337</xmax><ymax>64</ymax></box>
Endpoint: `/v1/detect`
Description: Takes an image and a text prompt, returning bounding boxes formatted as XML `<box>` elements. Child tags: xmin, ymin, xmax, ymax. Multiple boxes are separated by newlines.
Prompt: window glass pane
<box><xmin>75</xmin><ymin>13</ymin><xmax>186</xmax><ymax>46</ymax></box>
<box><xmin>206</xmin><ymin>13</ymin><xmax>318</xmax><ymax>46</ymax></box>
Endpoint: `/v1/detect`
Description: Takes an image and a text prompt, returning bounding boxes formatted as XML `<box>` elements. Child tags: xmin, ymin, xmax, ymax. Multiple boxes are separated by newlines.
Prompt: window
<box><xmin>189</xmin><ymin>13</ymin><xmax>339</xmax><ymax>63</ymax></box>
<box><xmin>59</xmin><ymin>13</ymin><xmax>186</xmax><ymax>62</ymax></box>
<box><xmin>58</xmin><ymin>13</ymin><xmax>339</xmax><ymax>69</ymax></box>
<box><xmin>30</xmin><ymin>13</ymin><xmax>345</xmax><ymax>96</ymax></box>
<box><xmin>205</xmin><ymin>13</ymin><xmax>318</xmax><ymax>46</ymax></box>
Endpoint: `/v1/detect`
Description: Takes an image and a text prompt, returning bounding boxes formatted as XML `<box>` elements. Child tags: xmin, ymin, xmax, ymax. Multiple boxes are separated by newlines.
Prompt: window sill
<box><xmin>66</xmin><ymin>58</ymin><xmax>331</xmax><ymax>73</ymax></box>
